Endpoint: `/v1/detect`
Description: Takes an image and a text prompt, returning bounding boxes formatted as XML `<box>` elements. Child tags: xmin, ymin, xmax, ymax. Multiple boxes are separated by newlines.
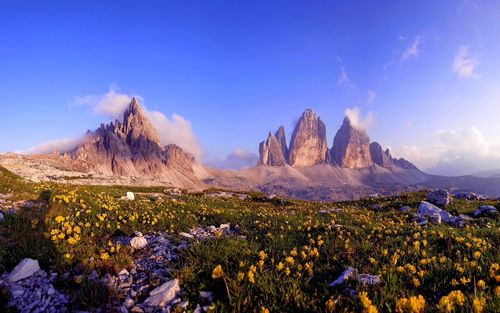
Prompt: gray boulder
<box><xmin>7</xmin><ymin>258</ymin><xmax>40</xmax><ymax>283</ymax></box>
<box><xmin>427</xmin><ymin>189</ymin><xmax>452</xmax><ymax>207</ymax></box>
<box><xmin>417</xmin><ymin>201</ymin><xmax>468</xmax><ymax>228</ymax></box>
<box><xmin>473</xmin><ymin>205</ymin><xmax>498</xmax><ymax>217</ymax></box>
<box><xmin>143</xmin><ymin>279</ymin><xmax>180</xmax><ymax>307</ymax></box>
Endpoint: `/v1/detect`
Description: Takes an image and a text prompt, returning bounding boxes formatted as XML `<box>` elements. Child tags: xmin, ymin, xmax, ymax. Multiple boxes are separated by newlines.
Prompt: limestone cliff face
<box><xmin>70</xmin><ymin>98</ymin><xmax>195</xmax><ymax>176</ymax></box>
<box><xmin>370</xmin><ymin>142</ymin><xmax>393</xmax><ymax>168</ymax></box>
<box><xmin>288</xmin><ymin>110</ymin><xmax>329</xmax><ymax>167</ymax></box>
<box><xmin>258</xmin><ymin>127</ymin><xmax>287</xmax><ymax>167</ymax></box>
<box><xmin>275</xmin><ymin>126</ymin><xmax>288</xmax><ymax>162</ymax></box>
<box><xmin>331</xmin><ymin>118</ymin><xmax>372</xmax><ymax>169</ymax></box>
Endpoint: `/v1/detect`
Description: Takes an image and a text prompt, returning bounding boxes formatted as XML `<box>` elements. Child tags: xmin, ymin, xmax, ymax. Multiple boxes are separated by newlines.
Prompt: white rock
<box><xmin>179</xmin><ymin>232</ymin><xmax>194</xmax><ymax>239</ymax></box>
<box><xmin>126</xmin><ymin>192</ymin><xmax>135</xmax><ymax>201</ymax></box>
<box><xmin>328</xmin><ymin>267</ymin><xmax>357</xmax><ymax>287</ymax></box>
<box><xmin>130</xmin><ymin>236</ymin><xmax>147</xmax><ymax>250</ymax></box>
<box><xmin>7</xmin><ymin>258</ymin><xmax>40</xmax><ymax>283</ymax></box>
<box><xmin>143</xmin><ymin>279</ymin><xmax>180</xmax><ymax>307</ymax></box>
<box><xmin>418</xmin><ymin>201</ymin><xmax>468</xmax><ymax>228</ymax></box>
<box><xmin>418</xmin><ymin>201</ymin><xmax>453</xmax><ymax>223</ymax></box>
<box><xmin>219</xmin><ymin>223</ymin><xmax>230</xmax><ymax>231</ymax></box>
<box><xmin>473</xmin><ymin>205</ymin><xmax>498</xmax><ymax>217</ymax></box>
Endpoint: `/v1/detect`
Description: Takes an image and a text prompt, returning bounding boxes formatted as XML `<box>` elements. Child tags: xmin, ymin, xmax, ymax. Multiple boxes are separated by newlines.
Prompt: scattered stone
<box><xmin>427</xmin><ymin>189</ymin><xmax>452</xmax><ymax>207</ymax></box>
<box><xmin>399</xmin><ymin>206</ymin><xmax>412</xmax><ymax>212</ymax></box>
<box><xmin>200</xmin><ymin>291</ymin><xmax>214</xmax><ymax>301</ymax></box>
<box><xmin>454</xmin><ymin>192</ymin><xmax>486</xmax><ymax>200</ymax></box>
<box><xmin>328</xmin><ymin>267</ymin><xmax>358</xmax><ymax>287</ymax></box>
<box><xmin>0</xmin><ymin>211</ymin><xmax>4</xmax><ymax>221</ymax></box>
<box><xmin>328</xmin><ymin>267</ymin><xmax>381</xmax><ymax>287</ymax></box>
<box><xmin>130</xmin><ymin>236</ymin><xmax>148</xmax><ymax>250</ymax></box>
<box><xmin>219</xmin><ymin>223</ymin><xmax>230</xmax><ymax>231</ymax></box>
<box><xmin>126</xmin><ymin>192</ymin><xmax>135</xmax><ymax>201</ymax></box>
<box><xmin>1</xmin><ymin>268</ymin><xmax>69</xmax><ymax>312</ymax></box>
<box><xmin>358</xmin><ymin>274</ymin><xmax>382</xmax><ymax>286</ymax></box>
<box><xmin>416</xmin><ymin>201</ymin><xmax>468</xmax><ymax>228</ymax></box>
<box><xmin>473</xmin><ymin>205</ymin><xmax>498</xmax><ymax>217</ymax></box>
<box><xmin>143</xmin><ymin>279</ymin><xmax>180</xmax><ymax>308</ymax></box>
<box><xmin>179</xmin><ymin>232</ymin><xmax>194</xmax><ymax>239</ymax></box>
<box><xmin>7</xmin><ymin>258</ymin><xmax>40</xmax><ymax>283</ymax></box>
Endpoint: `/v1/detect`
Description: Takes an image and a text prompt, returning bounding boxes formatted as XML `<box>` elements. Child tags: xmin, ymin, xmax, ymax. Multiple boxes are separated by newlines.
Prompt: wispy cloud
<box><xmin>366</xmin><ymin>90</ymin><xmax>377</xmax><ymax>105</ymax></box>
<box><xmin>453</xmin><ymin>46</ymin><xmax>479</xmax><ymax>79</ymax></box>
<box><xmin>337</xmin><ymin>66</ymin><xmax>350</xmax><ymax>86</ymax></box>
<box><xmin>402</xmin><ymin>36</ymin><xmax>423</xmax><ymax>60</ymax></box>
<box><xmin>345</xmin><ymin>107</ymin><xmax>375</xmax><ymax>131</ymax></box>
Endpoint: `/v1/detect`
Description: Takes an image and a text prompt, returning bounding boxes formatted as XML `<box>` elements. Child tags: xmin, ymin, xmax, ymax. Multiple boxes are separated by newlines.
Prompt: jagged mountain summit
<box><xmin>332</xmin><ymin>117</ymin><xmax>372</xmax><ymax>169</ymax></box>
<box><xmin>288</xmin><ymin>109</ymin><xmax>329</xmax><ymax>166</ymax></box>
<box><xmin>257</xmin><ymin>109</ymin><xmax>416</xmax><ymax>171</ymax></box>
<box><xmin>68</xmin><ymin>98</ymin><xmax>201</xmax><ymax>187</ymax></box>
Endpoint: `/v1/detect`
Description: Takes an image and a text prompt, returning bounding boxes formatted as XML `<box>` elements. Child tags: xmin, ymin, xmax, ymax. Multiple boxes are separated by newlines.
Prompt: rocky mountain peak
<box><xmin>258</xmin><ymin>128</ymin><xmax>287</xmax><ymax>166</ymax></box>
<box><xmin>288</xmin><ymin>109</ymin><xmax>328</xmax><ymax>167</ymax></box>
<box><xmin>370</xmin><ymin>142</ymin><xmax>392</xmax><ymax>168</ymax></box>
<box><xmin>122</xmin><ymin>98</ymin><xmax>161</xmax><ymax>146</ymax></box>
<box><xmin>332</xmin><ymin>117</ymin><xmax>372</xmax><ymax>169</ymax></box>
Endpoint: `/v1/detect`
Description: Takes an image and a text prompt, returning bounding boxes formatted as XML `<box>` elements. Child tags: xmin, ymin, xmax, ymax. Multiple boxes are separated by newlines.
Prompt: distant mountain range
<box><xmin>2</xmin><ymin>99</ymin><xmax>500</xmax><ymax>200</ymax></box>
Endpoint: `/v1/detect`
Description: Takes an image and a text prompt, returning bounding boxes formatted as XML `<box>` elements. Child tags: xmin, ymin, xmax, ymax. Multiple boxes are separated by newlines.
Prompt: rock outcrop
<box><xmin>69</xmin><ymin>98</ymin><xmax>195</xmax><ymax>177</ymax></box>
<box><xmin>288</xmin><ymin>110</ymin><xmax>329</xmax><ymax>167</ymax></box>
<box><xmin>332</xmin><ymin>118</ymin><xmax>372</xmax><ymax>169</ymax></box>
<box><xmin>370</xmin><ymin>142</ymin><xmax>393</xmax><ymax>168</ymax></box>
<box><xmin>258</xmin><ymin>128</ymin><xmax>288</xmax><ymax>167</ymax></box>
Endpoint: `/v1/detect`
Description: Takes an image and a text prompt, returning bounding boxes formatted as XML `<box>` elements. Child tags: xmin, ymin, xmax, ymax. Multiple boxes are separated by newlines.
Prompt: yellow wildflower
<box><xmin>396</xmin><ymin>295</ymin><xmax>426</xmax><ymax>313</ymax></box>
<box><xmin>359</xmin><ymin>291</ymin><xmax>378</xmax><ymax>313</ymax></box>
<box><xmin>473</xmin><ymin>297</ymin><xmax>485</xmax><ymax>313</ymax></box>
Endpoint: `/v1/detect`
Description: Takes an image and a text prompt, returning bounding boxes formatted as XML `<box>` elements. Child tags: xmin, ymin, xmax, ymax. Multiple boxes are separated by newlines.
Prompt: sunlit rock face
<box><xmin>70</xmin><ymin>98</ymin><xmax>195</xmax><ymax>176</ymax></box>
<box><xmin>258</xmin><ymin>127</ymin><xmax>288</xmax><ymax>167</ymax></box>
<box><xmin>288</xmin><ymin>109</ymin><xmax>329</xmax><ymax>167</ymax></box>
<box><xmin>331</xmin><ymin>118</ymin><xmax>372</xmax><ymax>169</ymax></box>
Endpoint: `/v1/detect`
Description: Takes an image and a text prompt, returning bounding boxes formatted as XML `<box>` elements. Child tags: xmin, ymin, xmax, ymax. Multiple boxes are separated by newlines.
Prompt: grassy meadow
<box><xmin>0</xmin><ymin>165</ymin><xmax>499</xmax><ymax>312</ymax></box>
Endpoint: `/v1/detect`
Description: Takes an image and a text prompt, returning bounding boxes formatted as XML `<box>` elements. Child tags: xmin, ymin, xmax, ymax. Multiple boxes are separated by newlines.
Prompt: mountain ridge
<box><xmin>2</xmin><ymin>99</ymin><xmax>500</xmax><ymax>200</ymax></box>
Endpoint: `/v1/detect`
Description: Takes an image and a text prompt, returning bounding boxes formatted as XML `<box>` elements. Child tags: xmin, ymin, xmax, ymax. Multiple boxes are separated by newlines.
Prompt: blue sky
<box><xmin>1</xmin><ymin>1</ymin><xmax>500</xmax><ymax>175</ymax></box>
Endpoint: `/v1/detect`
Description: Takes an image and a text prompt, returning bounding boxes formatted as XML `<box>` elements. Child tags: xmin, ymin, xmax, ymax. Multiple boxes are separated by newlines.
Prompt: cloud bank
<box><xmin>394</xmin><ymin>126</ymin><xmax>500</xmax><ymax>176</ymax></box>
<box><xmin>24</xmin><ymin>137</ymin><xmax>84</xmax><ymax>155</ymax></box>
<box><xmin>206</xmin><ymin>148</ymin><xmax>258</xmax><ymax>170</ymax></box>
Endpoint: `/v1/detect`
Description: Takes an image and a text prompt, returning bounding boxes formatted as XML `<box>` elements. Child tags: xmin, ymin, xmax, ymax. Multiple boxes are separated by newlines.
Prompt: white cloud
<box><xmin>71</xmin><ymin>85</ymin><xmax>203</xmax><ymax>160</ymax></box>
<box><xmin>393</xmin><ymin>126</ymin><xmax>500</xmax><ymax>176</ymax></box>
<box><xmin>453</xmin><ymin>46</ymin><xmax>479</xmax><ymax>79</ymax></box>
<box><xmin>337</xmin><ymin>66</ymin><xmax>350</xmax><ymax>86</ymax></box>
<box><xmin>366</xmin><ymin>90</ymin><xmax>377</xmax><ymax>105</ymax></box>
<box><xmin>402</xmin><ymin>36</ymin><xmax>422</xmax><ymax>60</ymax></box>
<box><xmin>72</xmin><ymin>84</ymin><xmax>143</xmax><ymax>119</ymax></box>
<box><xmin>345</xmin><ymin>107</ymin><xmax>375</xmax><ymax>130</ymax></box>
<box><xmin>147</xmin><ymin>111</ymin><xmax>203</xmax><ymax>160</ymax></box>
<box><xmin>206</xmin><ymin>148</ymin><xmax>258</xmax><ymax>169</ymax></box>
<box><xmin>24</xmin><ymin>137</ymin><xmax>84</xmax><ymax>155</ymax></box>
